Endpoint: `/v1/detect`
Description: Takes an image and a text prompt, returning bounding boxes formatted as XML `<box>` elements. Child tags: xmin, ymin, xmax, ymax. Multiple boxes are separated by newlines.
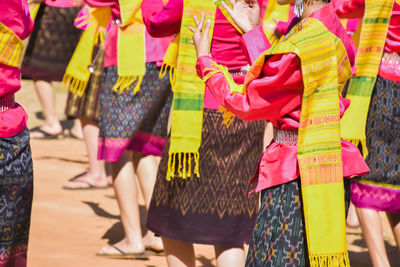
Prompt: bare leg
<box><xmin>346</xmin><ymin>202</ymin><xmax>360</xmax><ymax>228</ymax></box>
<box><xmin>31</xmin><ymin>80</ymin><xmax>62</xmax><ymax>137</ymax></box>
<box><xmin>214</xmin><ymin>245</ymin><xmax>245</xmax><ymax>267</ymax></box>
<box><xmin>162</xmin><ymin>237</ymin><xmax>195</xmax><ymax>267</ymax></box>
<box><xmin>98</xmin><ymin>151</ymin><xmax>145</xmax><ymax>254</ymax></box>
<box><xmin>387</xmin><ymin>212</ymin><xmax>400</xmax><ymax>253</ymax></box>
<box><xmin>356</xmin><ymin>207</ymin><xmax>390</xmax><ymax>267</ymax></box>
<box><xmin>63</xmin><ymin>118</ymin><xmax>108</xmax><ymax>189</ymax></box>
<box><xmin>134</xmin><ymin>153</ymin><xmax>163</xmax><ymax>251</ymax></box>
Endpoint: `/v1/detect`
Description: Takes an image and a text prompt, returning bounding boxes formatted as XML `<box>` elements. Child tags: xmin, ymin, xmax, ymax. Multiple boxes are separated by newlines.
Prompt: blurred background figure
<box><xmin>22</xmin><ymin>0</ymin><xmax>83</xmax><ymax>139</ymax></box>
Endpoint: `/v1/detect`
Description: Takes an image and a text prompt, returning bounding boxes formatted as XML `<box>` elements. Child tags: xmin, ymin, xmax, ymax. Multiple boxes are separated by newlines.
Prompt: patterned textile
<box><xmin>98</xmin><ymin>63</ymin><xmax>172</xmax><ymax>161</ymax></box>
<box><xmin>206</xmin><ymin>14</ymin><xmax>353</xmax><ymax>265</ymax></box>
<box><xmin>146</xmin><ymin>109</ymin><xmax>264</xmax><ymax>246</ymax></box>
<box><xmin>21</xmin><ymin>5</ymin><xmax>81</xmax><ymax>81</ymax></box>
<box><xmin>341</xmin><ymin>0</ymin><xmax>395</xmax><ymax>155</ymax></box>
<box><xmin>246</xmin><ymin>179</ymin><xmax>351</xmax><ymax>267</ymax></box>
<box><xmin>351</xmin><ymin>76</ymin><xmax>400</xmax><ymax>213</ymax></box>
<box><xmin>65</xmin><ymin>45</ymin><xmax>104</xmax><ymax>121</ymax></box>
<box><xmin>0</xmin><ymin>22</ymin><xmax>23</xmax><ymax>68</ymax></box>
<box><xmin>0</xmin><ymin>129</ymin><xmax>33</xmax><ymax>267</ymax></box>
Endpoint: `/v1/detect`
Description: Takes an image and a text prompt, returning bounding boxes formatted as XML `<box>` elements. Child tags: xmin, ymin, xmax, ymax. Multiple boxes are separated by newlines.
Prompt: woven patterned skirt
<box><xmin>65</xmin><ymin>46</ymin><xmax>104</xmax><ymax>121</ymax></box>
<box><xmin>351</xmin><ymin>76</ymin><xmax>400</xmax><ymax>213</ymax></box>
<box><xmin>146</xmin><ymin>109</ymin><xmax>264</xmax><ymax>246</ymax></box>
<box><xmin>246</xmin><ymin>179</ymin><xmax>351</xmax><ymax>267</ymax></box>
<box><xmin>21</xmin><ymin>5</ymin><xmax>81</xmax><ymax>81</ymax></box>
<box><xmin>0</xmin><ymin>129</ymin><xmax>33</xmax><ymax>267</ymax></box>
<box><xmin>98</xmin><ymin>63</ymin><xmax>172</xmax><ymax>161</ymax></box>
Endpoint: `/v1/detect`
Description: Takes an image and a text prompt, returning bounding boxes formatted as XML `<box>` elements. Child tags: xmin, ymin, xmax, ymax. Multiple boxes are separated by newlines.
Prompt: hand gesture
<box><xmin>189</xmin><ymin>12</ymin><xmax>212</xmax><ymax>58</ymax></box>
<box><xmin>221</xmin><ymin>0</ymin><xmax>261</xmax><ymax>33</ymax></box>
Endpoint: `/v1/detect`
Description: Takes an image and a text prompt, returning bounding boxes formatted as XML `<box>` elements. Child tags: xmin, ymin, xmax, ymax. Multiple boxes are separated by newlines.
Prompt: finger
<box><xmin>228</xmin><ymin>0</ymin><xmax>236</xmax><ymax>6</ymax></box>
<box><xmin>189</xmin><ymin>40</ymin><xmax>194</xmax><ymax>44</ymax></box>
<box><xmin>193</xmin><ymin>15</ymin><xmax>199</xmax><ymax>27</ymax></box>
<box><xmin>188</xmin><ymin>26</ymin><xmax>196</xmax><ymax>33</ymax></box>
<box><xmin>203</xmin><ymin>19</ymin><xmax>212</xmax><ymax>38</ymax></box>
<box><xmin>196</xmin><ymin>12</ymin><xmax>205</xmax><ymax>32</ymax></box>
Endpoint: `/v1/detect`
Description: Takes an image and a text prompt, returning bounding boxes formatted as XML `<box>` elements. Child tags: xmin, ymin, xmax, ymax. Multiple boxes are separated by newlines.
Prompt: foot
<box><xmin>143</xmin><ymin>231</ymin><xmax>164</xmax><ymax>252</ymax></box>
<box><xmin>30</xmin><ymin>124</ymin><xmax>63</xmax><ymax>139</ymax></box>
<box><xmin>63</xmin><ymin>172</ymin><xmax>110</xmax><ymax>190</ymax></box>
<box><xmin>69</xmin><ymin>124</ymin><xmax>84</xmax><ymax>140</ymax></box>
<box><xmin>97</xmin><ymin>238</ymin><xmax>146</xmax><ymax>256</ymax></box>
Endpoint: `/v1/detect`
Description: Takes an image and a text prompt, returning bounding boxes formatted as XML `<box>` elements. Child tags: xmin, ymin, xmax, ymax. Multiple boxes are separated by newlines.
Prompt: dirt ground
<box><xmin>15</xmin><ymin>80</ymin><xmax>400</xmax><ymax>267</ymax></box>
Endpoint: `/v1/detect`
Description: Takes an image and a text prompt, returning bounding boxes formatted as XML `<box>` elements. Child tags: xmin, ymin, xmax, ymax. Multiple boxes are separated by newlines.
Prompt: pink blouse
<box><xmin>0</xmin><ymin>0</ymin><xmax>34</xmax><ymax>138</ymax></box>
<box><xmin>85</xmin><ymin>0</ymin><xmax>173</xmax><ymax>68</ymax></box>
<box><xmin>141</xmin><ymin>0</ymin><xmax>265</xmax><ymax>110</ymax></box>
<box><xmin>196</xmin><ymin>3</ymin><xmax>370</xmax><ymax>192</ymax></box>
<box><xmin>45</xmin><ymin>0</ymin><xmax>83</xmax><ymax>7</ymax></box>
<box><xmin>335</xmin><ymin>0</ymin><xmax>400</xmax><ymax>82</ymax></box>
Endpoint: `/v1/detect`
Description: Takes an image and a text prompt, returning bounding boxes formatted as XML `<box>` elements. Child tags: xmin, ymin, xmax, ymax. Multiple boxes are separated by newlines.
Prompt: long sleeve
<box><xmin>334</xmin><ymin>0</ymin><xmax>365</xmax><ymax>19</ymax></box>
<box><xmin>141</xmin><ymin>0</ymin><xmax>182</xmax><ymax>37</ymax></box>
<box><xmin>196</xmin><ymin>54</ymin><xmax>303</xmax><ymax>121</ymax></box>
<box><xmin>241</xmin><ymin>26</ymin><xmax>271</xmax><ymax>64</ymax></box>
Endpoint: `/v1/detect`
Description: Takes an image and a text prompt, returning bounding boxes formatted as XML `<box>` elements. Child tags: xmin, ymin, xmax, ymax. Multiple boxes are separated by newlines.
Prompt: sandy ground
<box><xmin>15</xmin><ymin>80</ymin><xmax>400</xmax><ymax>267</ymax></box>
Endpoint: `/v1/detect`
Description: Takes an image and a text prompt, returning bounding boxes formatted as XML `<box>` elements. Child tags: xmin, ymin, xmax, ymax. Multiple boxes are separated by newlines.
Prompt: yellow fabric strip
<box><xmin>29</xmin><ymin>4</ymin><xmax>41</xmax><ymax>20</ymax></box>
<box><xmin>166</xmin><ymin>0</ymin><xmax>217</xmax><ymax>180</ymax></box>
<box><xmin>341</xmin><ymin>0</ymin><xmax>395</xmax><ymax>157</ymax></box>
<box><xmin>62</xmin><ymin>7</ymin><xmax>111</xmax><ymax>96</ymax></box>
<box><xmin>0</xmin><ymin>22</ymin><xmax>23</xmax><ymax>69</ymax></box>
<box><xmin>262</xmin><ymin>0</ymin><xmax>290</xmax><ymax>45</ymax></box>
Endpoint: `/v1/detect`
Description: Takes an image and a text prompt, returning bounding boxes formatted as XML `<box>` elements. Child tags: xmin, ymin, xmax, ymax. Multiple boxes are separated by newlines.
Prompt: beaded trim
<box><xmin>0</xmin><ymin>95</ymin><xmax>15</xmax><ymax>112</ymax></box>
<box><xmin>273</xmin><ymin>127</ymin><xmax>298</xmax><ymax>145</ymax></box>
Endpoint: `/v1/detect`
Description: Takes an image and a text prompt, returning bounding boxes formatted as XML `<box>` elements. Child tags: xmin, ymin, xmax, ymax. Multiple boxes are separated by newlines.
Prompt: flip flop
<box><xmin>62</xmin><ymin>174</ymin><xmax>110</xmax><ymax>190</ymax></box>
<box><xmin>146</xmin><ymin>247</ymin><xmax>165</xmax><ymax>256</ymax></box>
<box><xmin>30</xmin><ymin>127</ymin><xmax>63</xmax><ymax>140</ymax></box>
<box><xmin>96</xmin><ymin>245</ymin><xmax>149</xmax><ymax>260</ymax></box>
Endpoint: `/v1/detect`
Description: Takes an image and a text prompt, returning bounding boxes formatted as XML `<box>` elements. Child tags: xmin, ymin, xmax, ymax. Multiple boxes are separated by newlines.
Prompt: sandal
<box><xmin>63</xmin><ymin>173</ymin><xmax>110</xmax><ymax>190</ymax></box>
<box><xmin>146</xmin><ymin>247</ymin><xmax>165</xmax><ymax>256</ymax></box>
<box><xmin>30</xmin><ymin>127</ymin><xmax>63</xmax><ymax>140</ymax></box>
<box><xmin>96</xmin><ymin>245</ymin><xmax>149</xmax><ymax>260</ymax></box>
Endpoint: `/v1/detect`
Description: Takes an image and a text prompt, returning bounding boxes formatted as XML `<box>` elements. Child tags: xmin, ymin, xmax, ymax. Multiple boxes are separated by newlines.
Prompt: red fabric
<box><xmin>0</xmin><ymin>0</ymin><xmax>33</xmax><ymax>138</ymax></box>
<box><xmin>335</xmin><ymin>0</ymin><xmax>400</xmax><ymax>81</ymax></box>
<box><xmin>196</xmin><ymin>3</ymin><xmax>369</xmax><ymax>192</ymax></box>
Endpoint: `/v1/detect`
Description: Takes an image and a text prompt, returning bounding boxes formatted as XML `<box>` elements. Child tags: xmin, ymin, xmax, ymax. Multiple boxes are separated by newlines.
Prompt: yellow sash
<box><xmin>262</xmin><ymin>0</ymin><xmax>290</xmax><ymax>45</ymax></box>
<box><xmin>63</xmin><ymin>0</ymin><xmax>145</xmax><ymax>96</ymax></box>
<box><xmin>204</xmin><ymin>17</ymin><xmax>353</xmax><ymax>266</ymax></box>
<box><xmin>341</xmin><ymin>0</ymin><xmax>395</xmax><ymax>156</ymax></box>
<box><xmin>0</xmin><ymin>22</ymin><xmax>23</xmax><ymax>68</ymax></box>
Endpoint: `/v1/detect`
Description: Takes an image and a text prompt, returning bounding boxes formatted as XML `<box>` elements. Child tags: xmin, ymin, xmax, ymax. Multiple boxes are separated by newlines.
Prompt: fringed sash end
<box><xmin>309</xmin><ymin>252</ymin><xmax>350</xmax><ymax>267</ymax></box>
<box><xmin>344</xmin><ymin>138</ymin><xmax>368</xmax><ymax>158</ymax></box>
<box><xmin>159</xmin><ymin>63</ymin><xmax>176</xmax><ymax>88</ymax></box>
<box><xmin>112</xmin><ymin>75</ymin><xmax>143</xmax><ymax>94</ymax></box>
<box><xmin>62</xmin><ymin>74</ymin><xmax>88</xmax><ymax>97</ymax></box>
<box><xmin>166</xmin><ymin>152</ymin><xmax>200</xmax><ymax>181</ymax></box>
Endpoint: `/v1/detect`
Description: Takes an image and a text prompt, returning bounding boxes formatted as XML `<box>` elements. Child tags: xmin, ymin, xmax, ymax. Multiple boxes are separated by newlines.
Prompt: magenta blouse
<box><xmin>0</xmin><ymin>0</ymin><xmax>33</xmax><ymax>138</ymax></box>
<box><xmin>196</xmin><ymin>3</ymin><xmax>370</xmax><ymax>192</ymax></box>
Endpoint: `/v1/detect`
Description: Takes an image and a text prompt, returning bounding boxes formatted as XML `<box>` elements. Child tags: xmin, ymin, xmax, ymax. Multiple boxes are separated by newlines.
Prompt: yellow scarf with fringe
<box><xmin>62</xmin><ymin>0</ymin><xmax>145</xmax><ymax>96</ymax></box>
<box><xmin>161</xmin><ymin>0</ymin><xmax>240</xmax><ymax>181</ymax></box>
<box><xmin>341</xmin><ymin>0</ymin><xmax>395</xmax><ymax>157</ymax></box>
<box><xmin>204</xmin><ymin>17</ymin><xmax>353</xmax><ymax>266</ymax></box>
<box><xmin>0</xmin><ymin>22</ymin><xmax>23</xmax><ymax>68</ymax></box>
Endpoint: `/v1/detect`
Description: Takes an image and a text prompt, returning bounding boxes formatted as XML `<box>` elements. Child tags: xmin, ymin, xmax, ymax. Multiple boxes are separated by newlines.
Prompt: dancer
<box><xmin>63</xmin><ymin>0</ymin><xmax>173</xmax><ymax>258</ymax></box>
<box><xmin>193</xmin><ymin>0</ymin><xmax>369</xmax><ymax>266</ymax></box>
<box><xmin>0</xmin><ymin>0</ymin><xmax>34</xmax><ymax>266</ymax></box>
<box><xmin>142</xmin><ymin>0</ymin><xmax>265</xmax><ymax>266</ymax></box>
<box><xmin>22</xmin><ymin>0</ymin><xmax>82</xmax><ymax>139</ymax></box>
<box><xmin>63</xmin><ymin>6</ymin><xmax>109</xmax><ymax>190</ymax></box>
<box><xmin>337</xmin><ymin>0</ymin><xmax>400</xmax><ymax>265</ymax></box>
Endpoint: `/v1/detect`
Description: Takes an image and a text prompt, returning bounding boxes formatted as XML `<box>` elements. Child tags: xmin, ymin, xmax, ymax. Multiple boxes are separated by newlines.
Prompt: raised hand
<box><xmin>221</xmin><ymin>0</ymin><xmax>261</xmax><ymax>33</ymax></box>
<box><xmin>189</xmin><ymin>12</ymin><xmax>212</xmax><ymax>58</ymax></box>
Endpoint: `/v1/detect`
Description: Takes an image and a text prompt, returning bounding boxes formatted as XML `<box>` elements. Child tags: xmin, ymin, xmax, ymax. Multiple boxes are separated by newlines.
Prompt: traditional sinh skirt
<box><xmin>246</xmin><ymin>179</ymin><xmax>351</xmax><ymax>267</ymax></box>
<box><xmin>21</xmin><ymin>5</ymin><xmax>81</xmax><ymax>81</ymax></box>
<box><xmin>0</xmin><ymin>129</ymin><xmax>33</xmax><ymax>267</ymax></box>
<box><xmin>98</xmin><ymin>63</ymin><xmax>172</xmax><ymax>161</ymax></box>
<box><xmin>351</xmin><ymin>76</ymin><xmax>400</xmax><ymax>213</ymax></box>
<box><xmin>65</xmin><ymin>45</ymin><xmax>104</xmax><ymax>121</ymax></box>
<box><xmin>146</xmin><ymin>109</ymin><xmax>264</xmax><ymax>246</ymax></box>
